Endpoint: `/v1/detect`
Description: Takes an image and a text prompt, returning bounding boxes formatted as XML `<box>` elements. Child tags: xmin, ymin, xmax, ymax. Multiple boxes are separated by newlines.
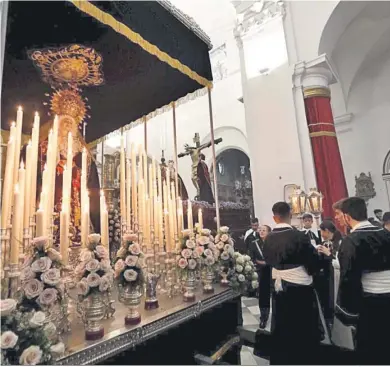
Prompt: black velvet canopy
<box><xmin>1</xmin><ymin>1</ymin><xmax>213</xmax><ymax>143</ymax></box>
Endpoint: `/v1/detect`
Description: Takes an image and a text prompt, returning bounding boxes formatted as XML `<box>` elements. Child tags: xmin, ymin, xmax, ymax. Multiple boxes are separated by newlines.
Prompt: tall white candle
<box><xmin>1</xmin><ymin>123</ymin><xmax>16</xmax><ymax>228</ymax></box>
<box><xmin>187</xmin><ymin>200</ymin><xmax>193</xmax><ymax>233</ymax></box>
<box><xmin>10</xmin><ymin>184</ymin><xmax>22</xmax><ymax>264</ymax></box>
<box><xmin>131</xmin><ymin>144</ymin><xmax>137</xmax><ymax>224</ymax></box>
<box><xmin>143</xmin><ymin>149</ymin><xmax>148</xmax><ymax>196</ymax></box>
<box><xmin>120</xmin><ymin>135</ymin><xmax>126</xmax><ymax>225</ymax></box>
<box><xmin>12</xmin><ymin>107</ymin><xmax>23</xmax><ymax>197</ymax></box>
<box><xmin>36</xmin><ymin>197</ymin><xmax>45</xmax><ymax>237</ymax></box>
<box><xmin>126</xmin><ymin>159</ymin><xmax>131</xmax><ymax>230</ymax></box>
<box><xmin>29</xmin><ymin>112</ymin><xmax>40</xmax><ymax>218</ymax></box>
<box><xmin>198</xmin><ymin>209</ymin><xmax>203</xmax><ymax>230</ymax></box>
<box><xmin>60</xmin><ymin>211</ymin><xmax>69</xmax><ymax>265</ymax></box>
<box><xmin>17</xmin><ymin>162</ymin><xmax>26</xmax><ymax>242</ymax></box>
<box><xmin>23</xmin><ymin>141</ymin><xmax>32</xmax><ymax>229</ymax></box>
<box><xmin>100</xmin><ymin>191</ymin><xmax>109</xmax><ymax>249</ymax></box>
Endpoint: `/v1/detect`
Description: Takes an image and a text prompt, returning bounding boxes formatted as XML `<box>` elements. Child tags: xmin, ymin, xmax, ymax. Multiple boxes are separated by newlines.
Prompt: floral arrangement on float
<box><xmin>114</xmin><ymin>232</ymin><xmax>145</xmax><ymax>326</ymax></box>
<box><xmin>229</xmin><ymin>252</ymin><xmax>258</xmax><ymax>295</ymax></box>
<box><xmin>215</xmin><ymin>226</ymin><xmax>235</xmax><ymax>286</ymax></box>
<box><xmin>1</xmin><ymin>298</ymin><xmax>65</xmax><ymax>365</ymax></box>
<box><xmin>75</xmin><ymin>234</ymin><xmax>115</xmax><ymax>341</ymax></box>
<box><xmin>17</xmin><ymin>236</ymin><xmax>69</xmax><ymax>333</ymax></box>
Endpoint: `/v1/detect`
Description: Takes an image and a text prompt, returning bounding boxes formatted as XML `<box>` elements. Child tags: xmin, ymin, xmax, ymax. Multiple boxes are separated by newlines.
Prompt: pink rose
<box><xmin>20</xmin><ymin>266</ymin><xmax>35</xmax><ymax>282</ymax></box>
<box><xmin>85</xmin><ymin>259</ymin><xmax>100</xmax><ymax>273</ymax></box>
<box><xmin>197</xmin><ymin>236</ymin><xmax>210</xmax><ymax>246</ymax></box>
<box><xmin>32</xmin><ymin>236</ymin><xmax>48</xmax><ymax>250</ymax></box>
<box><xmin>195</xmin><ymin>246</ymin><xmax>204</xmax><ymax>256</ymax></box>
<box><xmin>24</xmin><ymin>279</ymin><xmax>44</xmax><ymax>299</ymax></box>
<box><xmin>205</xmin><ymin>256</ymin><xmax>215</xmax><ymax>266</ymax></box>
<box><xmin>214</xmin><ymin>234</ymin><xmax>220</xmax><ymax>243</ymax></box>
<box><xmin>221</xmin><ymin>234</ymin><xmax>229</xmax><ymax>242</ymax></box>
<box><xmin>188</xmin><ymin>259</ymin><xmax>197</xmax><ymax>270</ymax></box>
<box><xmin>123</xmin><ymin>233</ymin><xmax>138</xmax><ymax>242</ymax></box>
<box><xmin>38</xmin><ymin>288</ymin><xmax>58</xmax><ymax>306</ymax></box>
<box><xmin>181</xmin><ymin>249</ymin><xmax>192</xmax><ymax>259</ymax></box>
<box><xmin>186</xmin><ymin>240</ymin><xmax>195</xmax><ymax>249</ymax></box>
<box><xmin>75</xmin><ymin>263</ymin><xmax>86</xmax><ymax>278</ymax></box>
<box><xmin>192</xmin><ymin>250</ymin><xmax>200</xmax><ymax>259</ymax></box>
<box><xmin>86</xmin><ymin>273</ymin><xmax>101</xmax><ymax>287</ymax></box>
<box><xmin>31</xmin><ymin>257</ymin><xmax>52</xmax><ymax>273</ymax></box>
<box><xmin>80</xmin><ymin>249</ymin><xmax>93</xmax><ymax>263</ymax></box>
<box><xmin>95</xmin><ymin>245</ymin><xmax>108</xmax><ymax>260</ymax></box>
<box><xmin>204</xmin><ymin>249</ymin><xmax>213</xmax><ymax>258</ymax></box>
<box><xmin>178</xmin><ymin>258</ymin><xmax>188</xmax><ymax>269</ymax></box>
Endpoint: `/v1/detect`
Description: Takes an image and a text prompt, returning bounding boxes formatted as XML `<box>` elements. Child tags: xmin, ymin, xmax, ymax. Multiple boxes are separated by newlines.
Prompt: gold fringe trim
<box><xmin>71</xmin><ymin>1</ymin><xmax>213</xmax><ymax>89</ymax></box>
<box><xmin>88</xmin><ymin>86</ymin><xmax>209</xmax><ymax>148</ymax></box>
<box><xmin>309</xmin><ymin>131</ymin><xmax>336</xmax><ymax>138</ymax></box>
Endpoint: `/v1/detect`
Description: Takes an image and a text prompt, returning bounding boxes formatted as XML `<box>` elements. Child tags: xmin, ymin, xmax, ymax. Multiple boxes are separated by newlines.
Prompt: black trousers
<box><xmin>258</xmin><ymin>266</ymin><xmax>271</xmax><ymax>322</ymax></box>
<box><xmin>313</xmin><ymin>265</ymin><xmax>334</xmax><ymax>328</ymax></box>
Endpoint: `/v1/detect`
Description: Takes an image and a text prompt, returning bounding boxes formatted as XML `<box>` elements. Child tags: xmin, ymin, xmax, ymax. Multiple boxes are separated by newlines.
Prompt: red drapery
<box><xmin>304</xmin><ymin>90</ymin><xmax>348</xmax><ymax>220</ymax></box>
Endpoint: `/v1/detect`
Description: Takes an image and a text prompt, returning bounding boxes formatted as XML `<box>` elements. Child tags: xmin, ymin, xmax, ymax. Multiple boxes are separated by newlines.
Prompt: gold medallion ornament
<box><xmin>29</xmin><ymin>44</ymin><xmax>104</xmax><ymax>87</ymax></box>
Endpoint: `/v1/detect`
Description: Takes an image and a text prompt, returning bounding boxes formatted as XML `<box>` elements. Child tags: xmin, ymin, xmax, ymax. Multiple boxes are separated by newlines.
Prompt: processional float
<box><xmin>0</xmin><ymin>0</ymin><xmax>254</xmax><ymax>357</ymax></box>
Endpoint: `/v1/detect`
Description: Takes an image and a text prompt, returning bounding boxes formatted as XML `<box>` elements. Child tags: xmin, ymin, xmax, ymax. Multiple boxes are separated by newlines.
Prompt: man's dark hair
<box><xmin>251</xmin><ymin>217</ymin><xmax>259</xmax><ymax>224</ymax></box>
<box><xmin>332</xmin><ymin>198</ymin><xmax>346</xmax><ymax>210</ymax></box>
<box><xmin>341</xmin><ymin>197</ymin><xmax>367</xmax><ymax>221</ymax></box>
<box><xmin>374</xmin><ymin>209</ymin><xmax>382</xmax><ymax>215</ymax></box>
<box><xmin>272</xmin><ymin>202</ymin><xmax>291</xmax><ymax>219</ymax></box>
<box><xmin>200</xmin><ymin>153</ymin><xmax>205</xmax><ymax>160</ymax></box>
<box><xmin>302</xmin><ymin>213</ymin><xmax>313</xmax><ymax>220</ymax></box>
<box><xmin>383</xmin><ymin>212</ymin><xmax>390</xmax><ymax>224</ymax></box>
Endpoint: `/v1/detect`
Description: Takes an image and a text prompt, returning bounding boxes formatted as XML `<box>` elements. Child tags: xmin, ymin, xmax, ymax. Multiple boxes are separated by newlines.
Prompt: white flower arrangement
<box><xmin>177</xmin><ymin>230</ymin><xmax>203</xmax><ymax>273</ymax></box>
<box><xmin>76</xmin><ymin>234</ymin><xmax>114</xmax><ymax>302</ymax></box>
<box><xmin>114</xmin><ymin>232</ymin><xmax>145</xmax><ymax>288</ymax></box>
<box><xmin>1</xmin><ymin>299</ymin><xmax>65</xmax><ymax>364</ymax></box>
<box><xmin>19</xmin><ymin>237</ymin><xmax>64</xmax><ymax>311</ymax></box>
<box><xmin>229</xmin><ymin>252</ymin><xmax>258</xmax><ymax>294</ymax></box>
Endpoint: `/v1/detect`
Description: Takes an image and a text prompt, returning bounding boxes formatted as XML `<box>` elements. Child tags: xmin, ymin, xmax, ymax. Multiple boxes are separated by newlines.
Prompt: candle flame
<box><xmin>20</xmin><ymin>161</ymin><xmax>25</xmax><ymax>170</ymax></box>
<box><xmin>34</xmin><ymin>111</ymin><xmax>39</xmax><ymax>117</ymax></box>
<box><xmin>39</xmin><ymin>200</ymin><xmax>43</xmax><ymax>211</ymax></box>
<box><xmin>44</xmin><ymin>163</ymin><xmax>47</xmax><ymax>170</ymax></box>
<box><xmin>49</xmin><ymin>129</ymin><xmax>53</xmax><ymax>135</ymax></box>
<box><xmin>11</xmin><ymin>121</ymin><xmax>16</xmax><ymax>128</ymax></box>
<box><xmin>15</xmin><ymin>183</ymin><xmax>19</xmax><ymax>194</ymax></box>
<box><xmin>17</xmin><ymin>106</ymin><xmax>23</xmax><ymax>112</ymax></box>
<box><xmin>63</xmin><ymin>164</ymin><xmax>67</xmax><ymax>171</ymax></box>
<box><xmin>100</xmin><ymin>190</ymin><xmax>104</xmax><ymax>196</ymax></box>
<box><xmin>83</xmin><ymin>147</ymin><xmax>86</xmax><ymax>153</ymax></box>
<box><xmin>28</xmin><ymin>139</ymin><xmax>32</xmax><ymax>146</ymax></box>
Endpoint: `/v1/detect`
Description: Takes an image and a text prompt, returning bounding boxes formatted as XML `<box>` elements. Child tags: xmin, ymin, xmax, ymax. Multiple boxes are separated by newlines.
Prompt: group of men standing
<box><xmin>245</xmin><ymin>197</ymin><xmax>390</xmax><ymax>365</ymax></box>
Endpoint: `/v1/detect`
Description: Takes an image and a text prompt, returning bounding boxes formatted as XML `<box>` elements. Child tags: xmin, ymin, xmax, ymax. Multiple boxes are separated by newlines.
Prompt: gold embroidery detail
<box><xmin>70</xmin><ymin>0</ymin><xmax>212</xmax><ymax>88</ymax></box>
<box><xmin>50</xmin><ymin>88</ymin><xmax>87</xmax><ymax>125</ymax></box>
<box><xmin>303</xmin><ymin>87</ymin><xmax>331</xmax><ymax>99</ymax></box>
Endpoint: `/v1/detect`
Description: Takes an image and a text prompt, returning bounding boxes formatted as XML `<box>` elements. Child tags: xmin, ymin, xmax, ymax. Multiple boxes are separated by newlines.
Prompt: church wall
<box><xmin>337</xmin><ymin>50</ymin><xmax>390</xmax><ymax>214</ymax></box>
<box><xmin>243</xmin><ymin>63</ymin><xmax>304</xmax><ymax>226</ymax></box>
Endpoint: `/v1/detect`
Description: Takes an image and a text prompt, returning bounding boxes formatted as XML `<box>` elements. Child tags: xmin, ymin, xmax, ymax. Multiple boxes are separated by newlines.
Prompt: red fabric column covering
<box><xmin>304</xmin><ymin>95</ymin><xmax>348</xmax><ymax>219</ymax></box>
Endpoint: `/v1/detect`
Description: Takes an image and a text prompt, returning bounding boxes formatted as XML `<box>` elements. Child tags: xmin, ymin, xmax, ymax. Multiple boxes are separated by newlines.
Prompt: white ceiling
<box><xmin>169</xmin><ymin>0</ymin><xmax>237</xmax><ymax>48</ymax></box>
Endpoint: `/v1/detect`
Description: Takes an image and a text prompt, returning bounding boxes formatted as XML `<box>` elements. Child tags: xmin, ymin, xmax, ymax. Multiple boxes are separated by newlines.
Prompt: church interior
<box><xmin>0</xmin><ymin>0</ymin><xmax>389</xmax><ymax>365</ymax></box>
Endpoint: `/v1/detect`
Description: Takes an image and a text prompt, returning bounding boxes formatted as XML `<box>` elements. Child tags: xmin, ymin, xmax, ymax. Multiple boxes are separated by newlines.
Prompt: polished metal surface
<box><xmin>57</xmin><ymin>286</ymin><xmax>238</xmax><ymax>365</ymax></box>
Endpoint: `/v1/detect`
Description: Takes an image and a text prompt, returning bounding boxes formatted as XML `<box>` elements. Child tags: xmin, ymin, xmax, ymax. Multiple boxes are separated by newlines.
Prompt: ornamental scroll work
<box><xmin>355</xmin><ymin>172</ymin><xmax>376</xmax><ymax>202</ymax></box>
<box><xmin>29</xmin><ymin>44</ymin><xmax>104</xmax><ymax>87</ymax></box>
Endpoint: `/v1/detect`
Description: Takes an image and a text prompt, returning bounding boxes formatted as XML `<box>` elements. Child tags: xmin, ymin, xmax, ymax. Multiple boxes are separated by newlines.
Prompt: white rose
<box><xmin>38</xmin><ymin>288</ymin><xmax>58</xmax><ymax>306</ymax></box>
<box><xmin>204</xmin><ymin>249</ymin><xmax>213</xmax><ymax>258</ymax></box>
<box><xmin>236</xmin><ymin>256</ymin><xmax>245</xmax><ymax>265</ymax></box>
<box><xmin>214</xmin><ymin>234</ymin><xmax>220</xmax><ymax>243</ymax></box>
<box><xmin>47</xmin><ymin>248</ymin><xmax>62</xmax><ymax>262</ymax></box>
<box><xmin>95</xmin><ymin>245</ymin><xmax>108</xmax><ymax>260</ymax></box>
<box><xmin>129</xmin><ymin>243</ymin><xmax>141</xmax><ymax>255</ymax></box>
<box><xmin>216</xmin><ymin>241</ymin><xmax>225</xmax><ymax>250</ymax></box>
<box><xmin>50</xmin><ymin>342</ymin><xmax>65</xmax><ymax>358</ymax></box>
<box><xmin>43</xmin><ymin>322</ymin><xmax>57</xmax><ymax>342</ymax></box>
<box><xmin>85</xmin><ymin>259</ymin><xmax>100</xmax><ymax>273</ymax></box>
<box><xmin>195</xmin><ymin>246</ymin><xmax>204</xmax><ymax>256</ymax></box>
<box><xmin>233</xmin><ymin>252</ymin><xmax>241</xmax><ymax>258</ymax></box>
<box><xmin>20</xmin><ymin>266</ymin><xmax>35</xmax><ymax>282</ymax></box>
<box><xmin>244</xmin><ymin>255</ymin><xmax>251</xmax><ymax>262</ymax></box>
<box><xmin>220</xmin><ymin>252</ymin><xmax>229</xmax><ymax>261</ymax></box>
<box><xmin>117</xmin><ymin>247</ymin><xmax>127</xmax><ymax>259</ymax></box>
<box><xmin>21</xmin><ymin>256</ymin><xmax>33</xmax><ymax>269</ymax></box>
<box><xmin>80</xmin><ymin>249</ymin><xmax>93</xmax><ymax>263</ymax></box>
<box><xmin>200</xmin><ymin>229</ymin><xmax>211</xmax><ymax>236</ymax></box>
<box><xmin>192</xmin><ymin>250</ymin><xmax>200</xmax><ymax>259</ymax></box>
<box><xmin>252</xmin><ymin>272</ymin><xmax>258</xmax><ymax>280</ymax></box>
<box><xmin>100</xmin><ymin>259</ymin><xmax>112</xmax><ymax>273</ymax></box>
<box><xmin>186</xmin><ymin>239</ymin><xmax>196</xmax><ymax>249</ymax></box>
<box><xmin>88</xmin><ymin>233</ymin><xmax>101</xmax><ymax>246</ymax></box>
<box><xmin>252</xmin><ymin>281</ymin><xmax>259</xmax><ymax>289</ymax></box>
<box><xmin>99</xmin><ymin>275</ymin><xmax>111</xmax><ymax>292</ymax></box>
<box><xmin>123</xmin><ymin>233</ymin><xmax>138</xmax><ymax>242</ymax></box>
<box><xmin>244</xmin><ymin>265</ymin><xmax>252</xmax><ymax>273</ymax></box>
<box><xmin>238</xmin><ymin>274</ymin><xmax>245</xmax><ymax>282</ymax></box>
<box><xmin>0</xmin><ymin>298</ymin><xmax>17</xmax><ymax>317</ymax></box>
<box><xmin>19</xmin><ymin>346</ymin><xmax>43</xmax><ymax>365</ymax></box>
<box><xmin>24</xmin><ymin>279</ymin><xmax>44</xmax><ymax>299</ymax></box>
<box><xmin>220</xmin><ymin>226</ymin><xmax>229</xmax><ymax>234</ymax></box>
<box><xmin>197</xmin><ymin>236</ymin><xmax>210</xmax><ymax>246</ymax></box>
<box><xmin>188</xmin><ymin>258</ymin><xmax>197</xmax><ymax>270</ymax></box>
<box><xmin>31</xmin><ymin>236</ymin><xmax>48</xmax><ymax>251</ymax></box>
<box><xmin>235</xmin><ymin>265</ymin><xmax>243</xmax><ymax>273</ymax></box>
<box><xmin>123</xmin><ymin>269</ymin><xmax>138</xmax><ymax>282</ymax></box>
<box><xmin>31</xmin><ymin>257</ymin><xmax>52</xmax><ymax>273</ymax></box>
<box><xmin>181</xmin><ymin>249</ymin><xmax>192</xmax><ymax>259</ymax></box>
<box><xmin>1</xmin><ymin>331</ymin><xmax>18</xmax><ymax>349</ymax></box>
<box><xmin>86</xmin><ymin>273</ymin><xmax>101</xmax><ymax>287</ymax></box>
<box><xmin>75</xmin><ymin>263</ymin><xmax>86</xmax><ymax>278</ymax></box>
<box><xmin>220</xmin><ymin>234</ymin><xmax>229</xmax><ymax>242</ymax></box>
<box><xmin>224</xmin><ymin>244</ymin><xmax>232</xmax><ymax>253</ymax></box>
<box><xmin>29</xmin><ymin>311</ymin><xmax>46</xmax><ymax>328</ymax></box>
<box><xmin>205</xmin><ymin>256</ymin><xmax>215</xmax><ymax>266</ymax></box>
<box><xmin>125</xmin><ymin>255</ymin><xmax>138</xmax><ymax>267</ymax></box>
<box><xmin>77</xmin><ymin>279</ymin><xmax>90</xmax><ymax>296</ymax></box>
<box><xmin>41</xmin><ymin>268</ymin><xmax>61</xmax><ymax>286</ymax></box>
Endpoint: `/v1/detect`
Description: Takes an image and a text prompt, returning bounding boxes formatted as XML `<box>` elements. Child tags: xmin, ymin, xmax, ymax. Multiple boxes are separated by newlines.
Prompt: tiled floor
<box><xmin>240</xmin><ymin>296</ymin><xmax>270</xmax><ymax>365</ymax></box>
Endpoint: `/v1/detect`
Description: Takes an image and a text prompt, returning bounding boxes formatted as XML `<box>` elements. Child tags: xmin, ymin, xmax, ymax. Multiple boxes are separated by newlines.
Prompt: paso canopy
<box><xmin>1</xmin><ymin>1</ymin><xmax>213</xmax><ymax>143</ymax></box>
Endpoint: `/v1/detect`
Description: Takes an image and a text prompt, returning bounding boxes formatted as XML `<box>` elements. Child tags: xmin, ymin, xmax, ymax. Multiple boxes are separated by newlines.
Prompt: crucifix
<box><xmin>178</xmin><ymin>133</ymin><xmax>222</xmax><ymax>202</ymax></box>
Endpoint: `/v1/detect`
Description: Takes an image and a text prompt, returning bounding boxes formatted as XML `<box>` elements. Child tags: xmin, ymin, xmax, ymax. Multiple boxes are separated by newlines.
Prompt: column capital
<box><xmin>293</xmin><ymin>54</ymin><xmax>338</xmax><ymax>97</ymax></box>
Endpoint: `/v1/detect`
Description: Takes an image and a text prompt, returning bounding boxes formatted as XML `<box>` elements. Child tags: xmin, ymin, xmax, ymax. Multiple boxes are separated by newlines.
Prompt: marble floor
<box><xmin>240</xmin><ymin>296</ymin><xmax>270</xmax><ymax>365</ymax></box>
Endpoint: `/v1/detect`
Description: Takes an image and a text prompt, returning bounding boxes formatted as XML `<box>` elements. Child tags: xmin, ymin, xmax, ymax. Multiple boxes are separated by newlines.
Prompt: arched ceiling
<box><xmin>319</xmin><ymin>1</ymin><xmax>390</xmax><ymax>105</ymax></box>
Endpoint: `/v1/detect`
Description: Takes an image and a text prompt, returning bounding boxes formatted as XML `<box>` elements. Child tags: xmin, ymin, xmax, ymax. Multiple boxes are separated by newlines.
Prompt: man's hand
<box><xmin>256</xmin><ymin>260</ymin><xmax>266</xmax><ymax>265</ymax></box>
<box><xmin>317</xmin><ymin>245</ymin><xmax>331</xmax><ymax>256</ymax></box>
